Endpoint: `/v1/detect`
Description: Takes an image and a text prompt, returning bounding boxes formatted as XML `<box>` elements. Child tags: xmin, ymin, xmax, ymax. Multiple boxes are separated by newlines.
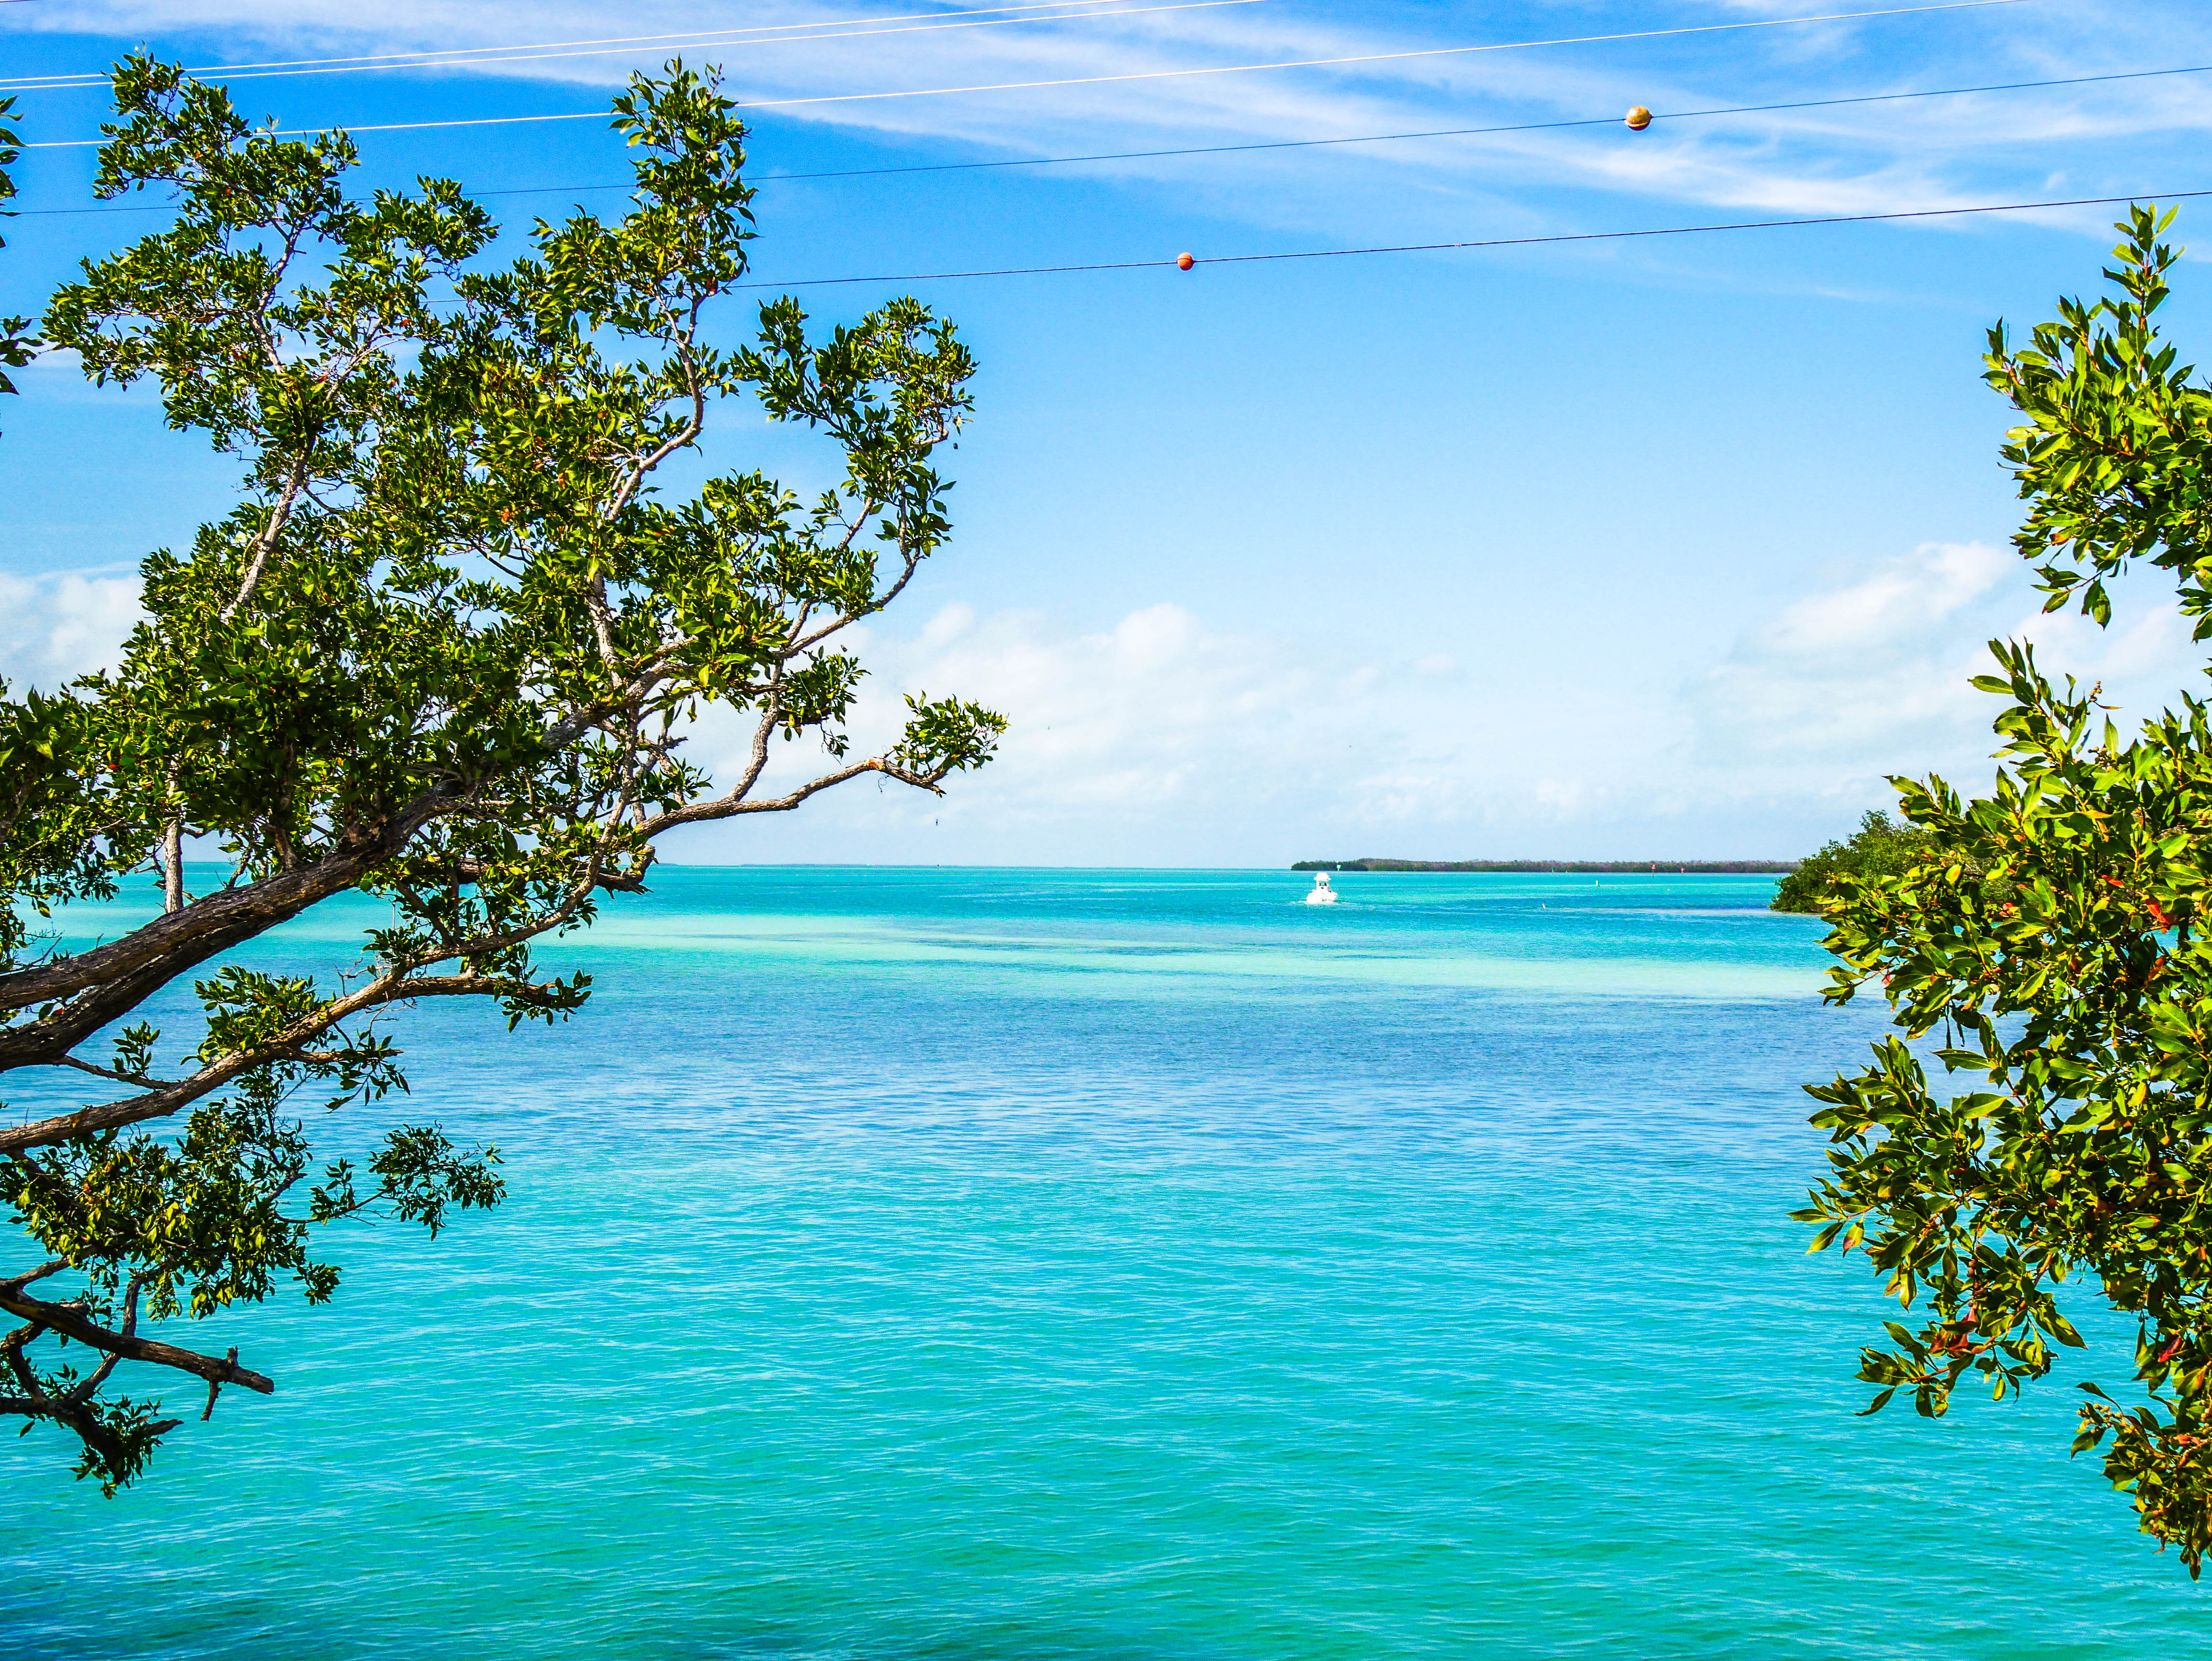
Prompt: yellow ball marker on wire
<box><xmin>1624</xmin><ymin>105</ymin><xmax>1654</xmax><ymax>131</ymax></box>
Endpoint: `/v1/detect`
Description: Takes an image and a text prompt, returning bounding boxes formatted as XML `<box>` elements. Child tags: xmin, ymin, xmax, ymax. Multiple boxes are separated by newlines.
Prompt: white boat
<box><xmin>1304</xmin><ymin>871</ymin><xmax>1339</xmax><ymax>906</ymax></box>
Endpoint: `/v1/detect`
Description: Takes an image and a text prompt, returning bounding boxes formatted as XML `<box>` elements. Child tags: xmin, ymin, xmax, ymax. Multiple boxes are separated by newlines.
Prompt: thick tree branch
<box><xmin>1</xmin><ymin>1260</ymin><xmax>70</xmax><ymax>1295</ymax></box>
<box><xmin>0</xmin><ymin>1285</ymin><xmax>275</xmax><ymax>1396</ymax></box>
<box><xmin>0</xmin><ymin>785</ymin><xmax>461</xmax><ymax>1024</ymax></box>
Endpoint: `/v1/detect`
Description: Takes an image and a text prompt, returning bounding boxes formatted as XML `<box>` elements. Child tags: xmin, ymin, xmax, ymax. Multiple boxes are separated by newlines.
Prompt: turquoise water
<box><xmin>4</xmin><ymin>868</ymin><xmax>2203</xmax><ymax>1656</ymax></box>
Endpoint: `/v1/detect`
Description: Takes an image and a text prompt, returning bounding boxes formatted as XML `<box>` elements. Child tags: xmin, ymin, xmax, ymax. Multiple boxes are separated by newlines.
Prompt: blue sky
<box><xmin>5</xmin><ymin>0</ymin><xmax>2211</xmax><ymax>865</ymax></box>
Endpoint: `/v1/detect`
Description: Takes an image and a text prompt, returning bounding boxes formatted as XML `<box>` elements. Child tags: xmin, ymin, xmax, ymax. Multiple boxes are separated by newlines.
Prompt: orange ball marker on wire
<box><xmin>1176</xmin><ymin>251</ymin><xmax>1196</xmax><ymax>270</ymax></box>
<box><xmin>1624</xmin><ymin>105</ymin><xmax>1653</xmax><ymax>131</ymax></box>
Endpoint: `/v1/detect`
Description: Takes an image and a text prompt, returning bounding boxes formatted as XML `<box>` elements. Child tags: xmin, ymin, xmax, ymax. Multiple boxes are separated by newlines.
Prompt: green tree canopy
<box><xmin>1771</xmin><ymin>810</ymin><xmax>1936</xmax><ymax>915</ymax></box>
<box><xmin>1</xmin><ymin>58</ymin><xmax>1003</xmax><ymax>1490</ymax></box>
<box><xmin>1800</xmin><ymin>206</ymin><xmax>2212</xmax><ymax>1574</ymax></box>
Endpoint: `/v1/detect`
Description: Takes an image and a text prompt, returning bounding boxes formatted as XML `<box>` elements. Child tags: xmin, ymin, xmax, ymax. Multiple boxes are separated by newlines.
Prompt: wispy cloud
<box><xmin>10</xmin><ymin>1</ymin><xmax>2210</xmax><ymax>246</ymax></box>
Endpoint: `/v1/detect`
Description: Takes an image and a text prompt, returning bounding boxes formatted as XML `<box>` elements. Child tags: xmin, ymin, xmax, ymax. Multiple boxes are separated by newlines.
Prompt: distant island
<box><xmin>1291</xmin><ymin>858</ymin><xmax>1799</xmax><ymax>873</ymax></box>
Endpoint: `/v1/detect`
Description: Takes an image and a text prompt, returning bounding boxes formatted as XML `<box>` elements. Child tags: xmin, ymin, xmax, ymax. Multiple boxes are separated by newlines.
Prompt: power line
<box><xmin>0</xmin><ymin>0</ymin><xmax>1288</xmax><ymax>92</ymax></box>
<box><xmin>724</xmin><ymin>188</ymin><xmax>2212</xmax><ymax>289</ymax></box>
<box><xmin>750</xmin><ymin>60</ymin><xmax>2212</xmax><ymax>176</ymax></box>
<box><xmin>14</xmin><ymin>62</ymin><xmax>2204</xmax><ymax>218</ymax></box>
<box><xmin>18</xmin><ymin>0</ymin><xmax>2036</xmax><ymax>148</ymax></box>
<box><xmin>25</xmin><ymin>183</ymin><xmax>2188</xmax><ymax>286</ymax></box>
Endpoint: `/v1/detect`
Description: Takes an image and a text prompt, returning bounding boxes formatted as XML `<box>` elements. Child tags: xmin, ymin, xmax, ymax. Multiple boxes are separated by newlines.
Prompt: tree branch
<box><xmin>5</xmin><ymin>799</ymin><xmax>687</xmax><ymax>1150</ymax></box>
<box><xmin>1</xmin><ymin>1260</ymin><xmax>70</xmax><ymax>1295</ymax></box>
<box><xmin>1</xmin><ymin>1323</ymin><xmax>44</xmax><ymax>1398</ymax></box>
<box><xmin>55</xmin><ymin>1055</ymin><xmax>180</xmax><ymax>1090</ymax></box>
<box><xmin>1</xmin><ymin>959</ymin><xmax>576</xmax><ymax>1153</ymax></box>
<box><xmin>640</xmin><ymin>751</ymin><xmax>950</xmax><ymax>837</ymax></box>
<box><xmin>220</xmin><ymin>459</ymin><xmax>309</xmax><ymax>624</ymax></box>
<box><xmin>0</xmin><ymin>1285</ymin><xmax>274</xmax><ymax>1396</ymax></box>
<box><xmin>0</xmin><ymin>1393</ymin><xmax>181</xmax><ymax>1473</ymax></box>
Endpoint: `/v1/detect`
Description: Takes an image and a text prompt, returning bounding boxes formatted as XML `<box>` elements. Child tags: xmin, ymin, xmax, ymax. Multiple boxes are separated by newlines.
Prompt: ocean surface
<box><xmin>4</xmin><ymin>867</ymin><xmax>2203</xmax><ymax>1657</ymax></box>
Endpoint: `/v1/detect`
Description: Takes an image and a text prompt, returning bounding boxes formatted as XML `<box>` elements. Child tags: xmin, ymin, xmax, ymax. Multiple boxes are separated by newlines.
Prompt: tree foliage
<box><xmin>0</xmin><ymin>94</ymin><xmax>38</xmax><ymax>411</ymax></box>
<box><xmin>1</xmin><ymin>58</ymin><xmax>1003</xmax><ymax>1490</ymax></box>
<box><xmin>1800</xmin><ymin>206</ymin><xmax>2212</xmax><ymax>1573</ymax></box>
<box><xmin>1770</xmin><ymin>810</ymin><xmax>1936</xmax><ymax>914</ymax></box>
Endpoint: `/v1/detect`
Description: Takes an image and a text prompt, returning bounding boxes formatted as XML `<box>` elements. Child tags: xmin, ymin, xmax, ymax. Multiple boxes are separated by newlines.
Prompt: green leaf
<box><xmin>1856</xmin><ymin>1387</ymin><xmax>1898</xmax><ymax>1417</ymax></box>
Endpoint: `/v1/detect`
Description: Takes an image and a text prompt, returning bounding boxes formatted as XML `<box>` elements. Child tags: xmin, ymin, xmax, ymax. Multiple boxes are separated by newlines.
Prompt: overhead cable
<box><xmin>725</xmin><ymin>188</ymin><xmax>2212</xmax><ymax>289</ymax></box>
<box><xmin>754</xmin><ymin>62</ymin><xmax>2212</xmax><ymax>178</ymax></box>
<box><xmin>0</xmin><ymin>0</ymin><xmax>1290</xmax><ymax>92</ymax></box>
<box><xmin>18</xmin><ymin>0</ymin><xmax>2037</xmax><ymax>147</ymax></box>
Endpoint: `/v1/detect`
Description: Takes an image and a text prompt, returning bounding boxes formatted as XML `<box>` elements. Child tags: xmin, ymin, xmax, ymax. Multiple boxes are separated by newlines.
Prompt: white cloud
<box><xmin>0</xmin><ymin>570</ymin><xmax>145</xmax><ymax>692</ymax></box>
<box><xmin>689</xmin><ymin>536</ymin><xmax>2202</xmax><ymax>865</ymax></box>
<box><xmin>698</xmin><ymin>600</ymin><xmax>1336</xmax><ymax>833</ymax></box>
<box><xmin>676</xmin><ymin>595</ymin><xmax>1728</xmax><ymax>863</ymax></box>
<box><xmin>1688</xmin><ymin>537</ymin><xmax>2210</xmax><ymax>814</ymax></box>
